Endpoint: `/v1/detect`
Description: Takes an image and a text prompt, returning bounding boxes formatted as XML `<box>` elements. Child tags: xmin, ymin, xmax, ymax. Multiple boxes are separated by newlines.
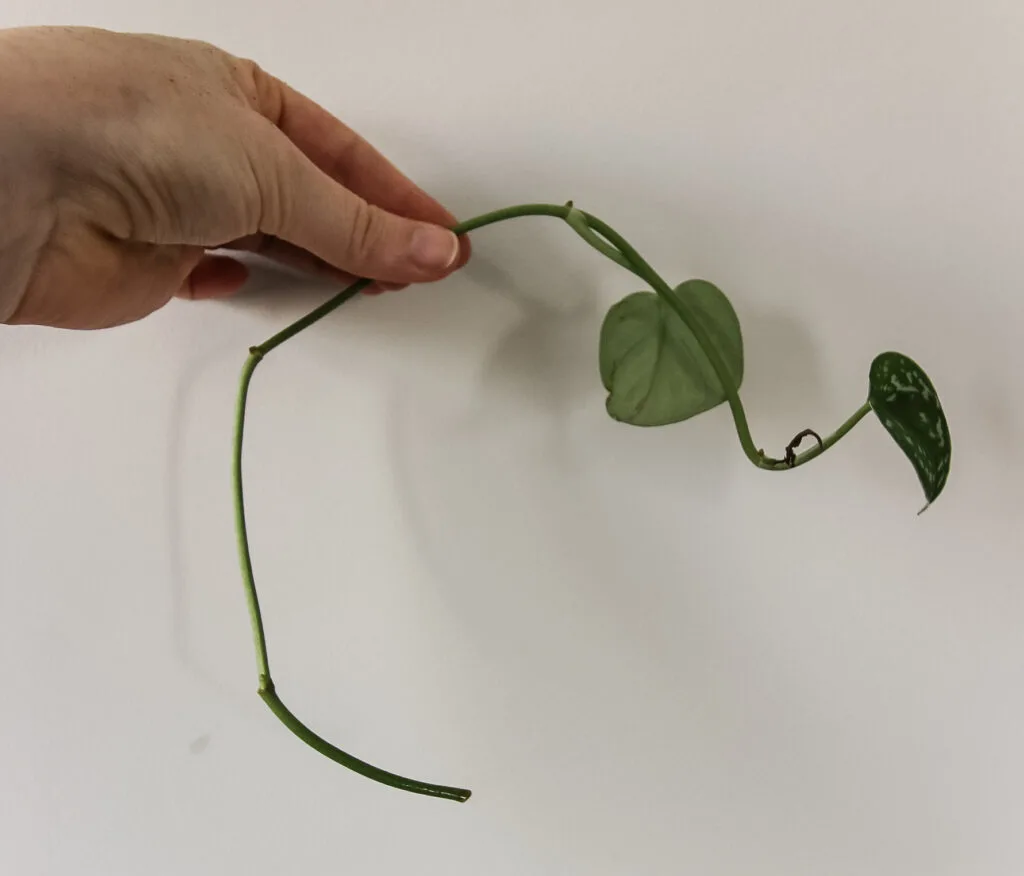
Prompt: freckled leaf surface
<box><xmin>868</xmin><ymin>351</ymin><xmax>951</xmax><ymax>510</ymax></box>
<box><xmin>599</xmin><ymin>281</ymin><xmax>743</xmax><ymax>426</ymax></box>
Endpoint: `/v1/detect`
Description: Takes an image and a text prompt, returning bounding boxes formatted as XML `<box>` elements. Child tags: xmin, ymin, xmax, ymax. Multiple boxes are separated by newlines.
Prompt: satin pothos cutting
<box><xmin>231</xmin><ymin>202</ymin><xmax>951</xmax><ymax>802</ymax></box>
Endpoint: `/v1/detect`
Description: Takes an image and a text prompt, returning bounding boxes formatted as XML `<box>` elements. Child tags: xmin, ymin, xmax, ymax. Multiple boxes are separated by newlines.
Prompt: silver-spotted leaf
<box><xmin>868</xmin><ymin>351</ymin><xmax>950</xmax><ymax>511</ymax></box>
<box><xmin>599</xmin><ymin>280</ymin><xmax>743</xmax><ymax>426</ymax></box>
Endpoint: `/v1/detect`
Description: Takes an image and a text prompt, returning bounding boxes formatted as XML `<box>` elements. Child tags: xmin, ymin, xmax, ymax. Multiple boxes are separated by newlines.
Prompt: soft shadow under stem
<box><xmin>231</xmin><ymin>202</ymin><xmax>874</xmax><ymax>802</ymax></box>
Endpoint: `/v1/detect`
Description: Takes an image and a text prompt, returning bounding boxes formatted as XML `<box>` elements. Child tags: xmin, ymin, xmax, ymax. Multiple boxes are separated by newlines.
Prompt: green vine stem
<box><xmin>233</xmin><ymin>280</ymin><xmax>473</xmax><ymax>802</ymax></box>
<box><xmin>232</xmin><ymin>201</ymin><xmax>874</xmax><ymax>801</ymax></box>
<box><xmin>764</xmin><ymin>401</ymin><xmax>873</xmax><ymax>470</ymax></box>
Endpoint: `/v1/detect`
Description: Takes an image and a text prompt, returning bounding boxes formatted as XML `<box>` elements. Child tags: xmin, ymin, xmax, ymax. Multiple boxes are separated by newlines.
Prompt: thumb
<box><xmin>252</xmin><ymin>123</ymin><xmax>460</xmax><ymax>285</ymax></box>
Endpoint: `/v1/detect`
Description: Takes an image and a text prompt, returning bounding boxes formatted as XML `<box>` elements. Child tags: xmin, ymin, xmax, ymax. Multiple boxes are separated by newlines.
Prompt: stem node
<box><xmin>784</xmin><ymin>428</ymin><xmax>824</xmax><ymax>467</ymax></box>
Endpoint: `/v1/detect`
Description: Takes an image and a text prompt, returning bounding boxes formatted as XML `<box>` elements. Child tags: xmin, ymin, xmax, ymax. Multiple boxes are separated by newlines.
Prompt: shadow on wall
<box><xmin>215</xmin><ymin>122</ymin><xmax>1023</xmax><ymax>511</ymax></box>
<box><xmin>162</xmin><ymin>164</ymin><xmax>832</xmax><ymax>692</ymax></box>
<box><xmin>159</xmin><ymin>139</ymin><xmax>1024</xmax><ymax>873</ymax></box>
<box><xmin>350</xmin><ymin>172</ymin><xmax>827</xmax><ymax>680</ymax></box>
<box><xmin>163</xmin><ymin>145</ymin><xmax>1022</xmax><ymax>736</ymax></box>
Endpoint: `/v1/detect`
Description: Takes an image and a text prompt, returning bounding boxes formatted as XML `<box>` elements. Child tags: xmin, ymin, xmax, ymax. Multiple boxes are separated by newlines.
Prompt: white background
<box><xmin>2</xmin><ymin>2</ymin><xmax>1023</xmax><ymax>874</ymax></box>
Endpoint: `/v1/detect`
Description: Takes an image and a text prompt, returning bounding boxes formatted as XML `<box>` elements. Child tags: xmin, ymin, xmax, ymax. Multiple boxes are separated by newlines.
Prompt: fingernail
<box><xmin>410</xmin><ymin>226</ymin><xmax>459</xmax><ymax>273</ymax></box>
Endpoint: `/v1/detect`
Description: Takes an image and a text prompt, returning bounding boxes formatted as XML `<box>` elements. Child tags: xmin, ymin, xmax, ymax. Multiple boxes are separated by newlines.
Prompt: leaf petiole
<box><xmin>563</xmin><ymin>204</ymin><xmax>638</xmax><ymax>275</ymax></box>
<box><xmin>754</xmin><ymin>402</ymin><xmax>873</xmax><ymax>470</ymax></box>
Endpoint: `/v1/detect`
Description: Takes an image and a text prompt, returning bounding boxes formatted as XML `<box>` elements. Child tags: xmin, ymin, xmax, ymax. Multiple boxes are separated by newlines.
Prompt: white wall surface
<box><xmin>2</xmin><ymin>2</ymin><xmax>1023</xmax><ymax>874</ymax></box>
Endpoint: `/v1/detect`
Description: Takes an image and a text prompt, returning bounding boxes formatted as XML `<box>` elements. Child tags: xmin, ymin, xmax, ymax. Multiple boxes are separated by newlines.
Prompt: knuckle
<box><xmin>345</xmin><ymin>198</ymin><xmax>387</xmax><ymax>266</ymax></box>
<box><xmin>233</xmin><ymin>57</ymin><xmax>282</xmax><ymax>118</ymax></box>
<box><xmin>249</xmin><ymin>129</ymin><xmax>291</xmax><ymax>237</ymax></box>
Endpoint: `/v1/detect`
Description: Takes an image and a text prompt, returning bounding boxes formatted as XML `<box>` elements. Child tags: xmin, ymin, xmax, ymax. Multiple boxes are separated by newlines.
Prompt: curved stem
<box><xmin>563</xmin><ymin>205</ymin><xmax>638</xmax><ymax>275</ymax></box>
<box><xmin>449</xmin><ymin>204</ymin><xmax>764</xmax><ymax>464</ymax></box>
<box><xmin>757</xmin><ymin>401</ymin><xmax>872</xmax><ymax>471</ymax></box>
<box><xmin>233</xmin><ymin>279</ymin><xmax>471</xmax><ymax>802</ymax></box>
<box><xmin>259</xmin><ymin>679</ymin><xmax>471</xmax><ymax>802</ymax></box>
<box><xmin>232</xmin><ymin>201</ymin><xmax>870</xmax><ymax>801</ymax></box>
<box><xmin>233</xmin><ymin>349</ymin><xmax>270</xmax><ymax>679</ymax></box>
<box><xmin>577</xmin><ymin>214</ymin><xmax>766</xmax><ymax>465</ymax></box>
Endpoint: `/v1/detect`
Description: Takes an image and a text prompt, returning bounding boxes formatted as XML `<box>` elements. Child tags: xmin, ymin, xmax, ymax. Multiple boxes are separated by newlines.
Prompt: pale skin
<box><xmin>0</xmin><ymin>25</ymin><xmax>470</xmax><ymax>329</ymax></box>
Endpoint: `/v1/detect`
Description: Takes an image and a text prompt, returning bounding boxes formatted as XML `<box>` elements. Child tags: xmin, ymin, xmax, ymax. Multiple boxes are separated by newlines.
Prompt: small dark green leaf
<box><xmin>868</xmin><ymin>351</ymin><xmax>951</xmax><ymax>511</ymax></box>
<box><xmin>599</xmin><ymin>281</ymin><xmax>743</xmax><ymax>426</ymax></box>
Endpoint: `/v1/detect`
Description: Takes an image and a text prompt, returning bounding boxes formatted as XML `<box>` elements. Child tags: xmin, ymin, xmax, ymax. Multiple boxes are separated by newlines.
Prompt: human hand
<box><xmin>0</xmin><ymin>26</ymin><xmax>469</xmax><ymax>329</ymax></box>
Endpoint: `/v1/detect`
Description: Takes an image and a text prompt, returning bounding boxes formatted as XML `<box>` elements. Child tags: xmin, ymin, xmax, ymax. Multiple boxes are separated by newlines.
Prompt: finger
<box><xmin>226</xmin><ymin>234</ymin><xmax>405</xmax><ymax>293</ymax></box>
<box><xmin>176</xmin><ymin>254</ymin><xmax>250</xmax><ymax>300</ymax></box>
<box><xmin>243</xmin><ymin>64</ymin><xmax>470</xmax><ymax>270</ymax></box>
<box><xmin>229</xmin><ymin>234</ymin><xmax>352</xmax><ymax>283</ymax></box>
<box><xmin>250</xmin><ymin>120</ymin><xmax>461</xmax><ymax>284</ymax></box>
<box><xmin>9</xmin><ymin>235</ymin><xmax>200</xmax><ymax>329</ymax></box>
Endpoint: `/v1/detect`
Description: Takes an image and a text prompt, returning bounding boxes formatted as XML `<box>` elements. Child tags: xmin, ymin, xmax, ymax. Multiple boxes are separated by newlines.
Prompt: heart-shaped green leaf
<box><xmin>599</xmin><ymin>280</ymin><xmax>743</xmax><ymax>426</ymax></box>
<box><xmin>868</xmin><ymin>351</ymin><xmax>951</xmax><ymax>511</ymax></box>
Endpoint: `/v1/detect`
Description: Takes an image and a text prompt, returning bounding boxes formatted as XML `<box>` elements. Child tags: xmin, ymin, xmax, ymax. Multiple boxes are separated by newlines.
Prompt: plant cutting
<box><xmin>232</xmin><ymin>201</ymin><xmax>951</xmax><ymax>803</ymax></box>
